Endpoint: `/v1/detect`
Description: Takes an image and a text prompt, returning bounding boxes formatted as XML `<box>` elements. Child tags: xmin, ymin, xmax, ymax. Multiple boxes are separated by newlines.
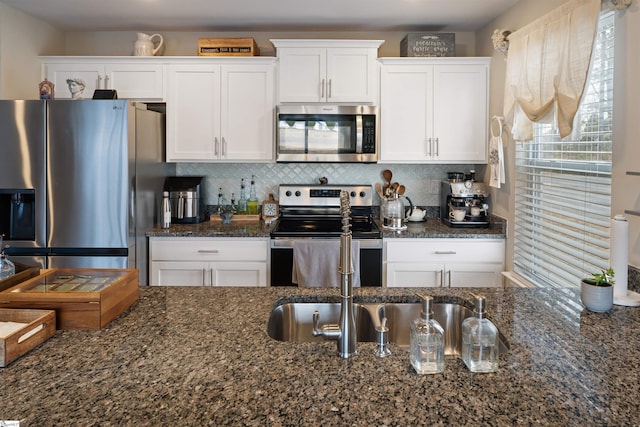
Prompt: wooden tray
<box><xmin>210</xmin><ymin>214</ymin><xmax>261</xmax><ymax>224</ymax></box>
<box><xmin>0</xmin><ymin>268</ymin><xmax>139</xmax><ymax>330</ymax></box>
<box><xmin>0</xmin><ymin>262</ymin><xmax>40</xmax><ymax>293</ymax></box>
<box><xmin>0</xmin><ymin>308</ymin><xmax>56</xmax><ymax>367</ymax></box>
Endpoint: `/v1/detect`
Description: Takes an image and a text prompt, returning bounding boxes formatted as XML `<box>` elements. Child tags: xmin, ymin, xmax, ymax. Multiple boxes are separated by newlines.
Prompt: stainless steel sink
<box><xmin>267</xmin><ymin>301</ymin><xmax>509</xmax><ymax>355</ymax></box>
<box><xmin>267</xmin><ymin>302</ymin><xmax>378</xmax><ymax>343</ymax></box>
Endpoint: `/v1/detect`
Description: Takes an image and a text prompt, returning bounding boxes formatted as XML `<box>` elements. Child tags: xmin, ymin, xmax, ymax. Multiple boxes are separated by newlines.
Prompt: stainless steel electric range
<box><xmin>270</xmin><ymin>184</ymin><xmax>382</xmax><ymax>287</ymax></box>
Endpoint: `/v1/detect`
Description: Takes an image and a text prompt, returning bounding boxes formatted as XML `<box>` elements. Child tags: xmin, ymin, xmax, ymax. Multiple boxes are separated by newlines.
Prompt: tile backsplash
<box><xmin>176</xmin><ymin>162</ymin><xmax>481</xmax><ymax>207</ymax></box>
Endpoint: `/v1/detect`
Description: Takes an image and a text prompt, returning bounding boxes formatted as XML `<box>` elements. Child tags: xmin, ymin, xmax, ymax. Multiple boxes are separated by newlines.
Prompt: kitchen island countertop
<box><xmin>1</xmin><ymin>285</ymin><xmax>639</xmax><ymax>425</ymax></box>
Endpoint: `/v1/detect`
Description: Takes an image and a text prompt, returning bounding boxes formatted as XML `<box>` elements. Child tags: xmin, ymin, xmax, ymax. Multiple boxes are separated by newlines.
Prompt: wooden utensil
<box><xmin>375</xmin><ymin>182</ymin><xmax>384</xmax><ymax>199</ymax></box>
<box><xmin>397</xmin><ymin>185</ymin><xmax>406</xmax><ymax>195</ymax></box>
<box><xmin>382</xmin><ymin>169</ymin><xmax>392</xmax><ymax>184</ymax></box>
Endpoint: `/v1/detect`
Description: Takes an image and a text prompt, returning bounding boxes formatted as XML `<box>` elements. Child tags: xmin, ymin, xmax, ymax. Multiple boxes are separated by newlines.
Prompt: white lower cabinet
<box><xmin>149</xmin><ymin>237</ymin><xmax>269</xmax><ymax>287</ymax></box>
<box><xmin>384</xmin><ymin>239</ymin><xmax>505</xmax><ymax>288</ymax></box>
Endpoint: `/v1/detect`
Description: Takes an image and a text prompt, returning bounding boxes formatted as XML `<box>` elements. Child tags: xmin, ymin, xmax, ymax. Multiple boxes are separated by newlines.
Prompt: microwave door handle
<box><xmin>355</xmin><ymin>114</ymin><xmax>363</xmax><ymax>154</ymax></box>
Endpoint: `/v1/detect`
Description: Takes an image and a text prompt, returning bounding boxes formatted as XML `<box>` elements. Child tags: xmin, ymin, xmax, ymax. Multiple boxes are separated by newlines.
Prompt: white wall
<box><xmin>60</xmin><ymin>31</ymin><xmax>476</xmax><ymax>58</ymax></box>
<box><xmin>0</xmin><ymin>3</ymin><xmax>64</xmax><ymax>99</ymax></box>
<box><xmin>612</xmin><ymin>4</ymin><xmax>640</xmax><ymax>267</ymax></box>
<box><xmin>476</xmin><ymin>1</ymin><xmax>640</xmax><ymax>269</ymax></box>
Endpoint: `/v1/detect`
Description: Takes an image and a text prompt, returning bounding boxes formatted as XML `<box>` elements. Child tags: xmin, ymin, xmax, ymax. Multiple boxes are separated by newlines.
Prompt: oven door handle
<box><xmin>270</xmin><ymin>238</ymin><xmax>382</xmax><ymax>249</ymax></box>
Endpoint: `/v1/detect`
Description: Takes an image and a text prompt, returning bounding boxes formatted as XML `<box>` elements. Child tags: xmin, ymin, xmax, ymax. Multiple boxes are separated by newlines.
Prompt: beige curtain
<box><xmin>503</xmin><ymin>0</ymin><xmax>602</xmax><ymax>141</ymax></box>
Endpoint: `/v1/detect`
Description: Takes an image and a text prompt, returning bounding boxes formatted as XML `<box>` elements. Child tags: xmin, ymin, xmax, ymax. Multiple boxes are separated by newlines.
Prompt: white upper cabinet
<box><xmin>41</xmin><ymin>57</ymin><xmax>164</xmax><ymax>101</ymax></box>
<box><xmin>165</xmin><ymin>58</ymin><xmax>275</xmax><ymax>163</ymax></box>
<box><xmin>379</xmin><ymin>57</ymin><xmax>490</xmax><ymax>163</ymax></box>
<box><xmin>271</xmin><ymin>40</ymin><xmax>383</xmax><ymax>104</ymax></box>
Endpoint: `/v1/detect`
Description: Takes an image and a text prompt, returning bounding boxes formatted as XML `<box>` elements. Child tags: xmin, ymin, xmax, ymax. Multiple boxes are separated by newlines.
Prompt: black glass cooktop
<box><xmin>271</xmin><ymin>216</ymin><xmax>381</xmax><ymax>239</ymax></box>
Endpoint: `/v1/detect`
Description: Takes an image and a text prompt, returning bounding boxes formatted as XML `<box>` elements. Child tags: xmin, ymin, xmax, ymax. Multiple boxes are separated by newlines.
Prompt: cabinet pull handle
<box><xmin>328</xmin><ymin>79</ymin><xmax>332</xmax><ymax>98</ymax></box>
<box><xmin>202</xmin><ymin>268</ymin><xmax>206</xmax><ymax>285</ymax></box>
<box><xmin>214</xmin><ymin>137</ymin><xmax>219</xmax><ymax>156</ymax></box>
<box><xmin>104</xmin><ymin>75</ymin><xmax>110</xmax><ymax>89</ymax></box>
<box><xmin>321</xmin><ymin>79</ymin><xmax>325</xmax><ymax>98</ymax></box>
<box><xmin>222</xmin><ymin>137</ymin><xmax>227</xmax><ymax>157</ymax></box>
<box><xmin>435</xmin><ymin>137</ymin><xmax>439</xmax><ymax>156</ymax></box>
<box><xmin>198</xmin><ymin>250</ymin><xmax>220</xmax><ymax>253</ymax></box>
<box><xmin>439</xmin><ymin>269</ymin><xmax>444</xmax><ymax>287</ymax></box>
<box><xmin>98</xmin><ymin>75</ymin><xmax>103</xmax><ymax>89</ymax></box>
<box><xmin>446</xmin><ymin>270</ymin><xmax>451</xmax><ymax>287</ymax></box>
<box><xmin>427</xmin><ymin>138</ymin><xmax>432</xmax><ymax>156</ymax></box>
<box><xmin>435</xmin><ymin>251</ymin><xmax>456</xmax><ymax>255</ymax></box>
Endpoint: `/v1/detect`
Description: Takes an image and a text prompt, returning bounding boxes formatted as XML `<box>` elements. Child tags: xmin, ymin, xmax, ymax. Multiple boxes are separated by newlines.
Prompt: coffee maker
<box><xmin>164</xmin><ymin>177</ymin><xmax>204</xmax><ymax>224</ymax></box>
<box><xmin>440</xmin><ymin>179</ymin><xmax>491</xmax><ymax>228</ymax></box>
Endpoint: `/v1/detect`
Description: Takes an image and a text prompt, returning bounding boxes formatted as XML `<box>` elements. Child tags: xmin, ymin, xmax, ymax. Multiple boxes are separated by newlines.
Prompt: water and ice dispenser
<box><xmin>0</xmin><ymin>189</ymin><xmax>36</xmax><ymax>241</ymax></box>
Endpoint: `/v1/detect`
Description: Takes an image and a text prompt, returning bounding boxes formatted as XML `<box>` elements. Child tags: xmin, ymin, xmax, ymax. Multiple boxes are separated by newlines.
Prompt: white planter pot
<box><xmin>580</xmin><ymin>280</ymin><xmax>613</xmax><ymax>313</ymax></box>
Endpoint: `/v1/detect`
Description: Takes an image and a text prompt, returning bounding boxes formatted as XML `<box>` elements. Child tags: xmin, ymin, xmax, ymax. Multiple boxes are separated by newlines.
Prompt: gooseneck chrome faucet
<box><xmin>312</xmin><ymin>190</ymin><xmax>358</xmax><ymax>358</ymax></box>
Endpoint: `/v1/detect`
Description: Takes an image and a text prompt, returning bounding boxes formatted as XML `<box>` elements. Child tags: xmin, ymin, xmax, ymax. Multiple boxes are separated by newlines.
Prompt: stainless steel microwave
<box><xmin>276</xmin><ymin>105</ymin><xmax>378</xmax><ymax>163</ymax></box>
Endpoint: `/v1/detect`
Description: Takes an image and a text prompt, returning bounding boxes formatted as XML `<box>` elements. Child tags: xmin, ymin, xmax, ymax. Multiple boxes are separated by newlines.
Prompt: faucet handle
<box><xmin>374</xmin><ymin>317</ymin><xmax>392</xmax><ymax>358</ymax></box>
<box><xmin>312</xmin><ymin>310</ymin><xmax>340</xmax><ymax>339</ymax></box>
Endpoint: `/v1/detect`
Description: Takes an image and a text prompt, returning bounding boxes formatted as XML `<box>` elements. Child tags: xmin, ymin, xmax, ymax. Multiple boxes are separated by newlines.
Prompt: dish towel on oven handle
<box><xmin>291</xmin><ymin>240</ymin><xmax>361</xmax><ymax>287</ymax></box>
<box><xmin>489</xmin><ymin>116</ymin><xmax>506</xmax><ymax>189</ymax></box>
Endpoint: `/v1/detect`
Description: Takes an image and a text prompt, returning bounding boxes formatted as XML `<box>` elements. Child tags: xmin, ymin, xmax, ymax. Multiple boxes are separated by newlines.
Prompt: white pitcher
<box><xmin>134</xmin><ymin>32</ymin><xmax>163</xmax><ymax>56</ymax></box>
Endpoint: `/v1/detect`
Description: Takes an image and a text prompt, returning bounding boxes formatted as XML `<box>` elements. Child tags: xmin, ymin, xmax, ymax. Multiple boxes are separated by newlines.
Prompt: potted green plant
<box><xmin>580</xmin><ymin>267</ymin><xmax>614</xmax><ymax>313</ymax></box>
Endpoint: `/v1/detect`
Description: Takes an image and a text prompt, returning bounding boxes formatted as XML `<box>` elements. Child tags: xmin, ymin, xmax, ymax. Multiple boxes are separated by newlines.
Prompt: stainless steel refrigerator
<box><xmin>0</xmin><ymin>99</ymin><xmax>174</xmax><ymax>285</ymax></box>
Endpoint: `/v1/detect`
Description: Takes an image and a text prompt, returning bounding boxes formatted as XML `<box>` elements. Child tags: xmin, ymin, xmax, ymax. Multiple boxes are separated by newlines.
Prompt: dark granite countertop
<box><xmin>1</xmin><ymin>285</ymin><xmax>639</xmax><ymax>425</ymax></box>
<box><xmin>146</xmin><ymin>216</ymin><xmax>506</xmax><ymax>239</ymax></box>
<box><xmin>377</xmin><ymin>215</ymin><xmax>506</xmax><ymax>239</ymax></box>
<box><xmin>146</xmin><ymin>220</ymin><xmax>275</xmax><ymax>238</ymax></box>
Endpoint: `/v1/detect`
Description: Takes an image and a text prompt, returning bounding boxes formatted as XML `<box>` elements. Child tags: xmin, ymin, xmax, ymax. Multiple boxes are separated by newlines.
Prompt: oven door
<box><xmin>270</xmin><ymin>238</ymin><xmax>382</xmax><ymax>287</ymax></box>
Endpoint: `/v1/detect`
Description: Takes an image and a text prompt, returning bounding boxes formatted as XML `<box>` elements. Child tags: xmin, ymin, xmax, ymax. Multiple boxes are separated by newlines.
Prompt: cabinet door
<box><xmin>432</xmin><ymin>65</ymin><xmax>488</xmax><ymax>162</ymax></box>
<box><xmin>43</xmin><ymin>63</ymin><xmax>103</xmax><ymax>99</ymax></box>
<box><xmin>326</xmin><ymin>48</ymin><xmax>377</xmax><ymax>103</ymax></box>
<box><xmin>211</xmin><ymin>262</ymin><xmax>268</xmax><ymax>287</ymax></box>
<box><xmin>447</xmin><ymin>263</ymin><xmax>504</xmax><ymax>287</ymax></box>
<box><xmin>386</xmin><ymin>262</ymin><xmax>444</xmax><ymax>287</ymax></box>
<box><xmin>106</xmin><ymin>63</ymin><xmax>164</xmax><ymax>100</ymax></box>
<box><xmin>221</xmin><ymin>64</ymin><xmax>274</xmax><ymax>161</ymax></box>
<box><xmin>166</xmin><ymin>64</ymin><xmax>221</xmax><ymax>161</ymax></box>
<box><xmin>150</xmin><ymin>261</ymin><xmax>208</xmax><ymax>286</ymax></box>
<box><xmin>379</xmin><ymin>65</ymin><xmax>434</xmax><ymax>162</ymax></box>
<box><xmin>277</xmin><ymin>48</ymin><xmax>325</xmax><ymax>102</ymax></box>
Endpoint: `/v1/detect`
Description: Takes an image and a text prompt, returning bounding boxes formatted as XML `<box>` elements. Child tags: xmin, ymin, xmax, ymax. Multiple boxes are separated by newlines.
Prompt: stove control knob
<box><xmin>350</xmin><ymin>191</ymin><xmax>356</xmax><ymax>198</ymax></box>
<box><xmin>359</xmin><ymin>191</ymin><xmax>366</xmax><ymax>198</ymax></box>
<box><xmin>295</xmin><ymin>191</ymin><xmax>301</xmax><ymax>197</ymax></box>
<box><xmin>285</xmin><ymin>191</ymin><xmax>292</xmax><ymax>197</ymax></box>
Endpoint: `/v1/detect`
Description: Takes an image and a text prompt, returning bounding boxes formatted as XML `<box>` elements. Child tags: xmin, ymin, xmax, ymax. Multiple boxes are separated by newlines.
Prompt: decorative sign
<box><xmin>400</xmin><ymin>33</ymin><xmax>456</xmax><ymax>57</ymax></box>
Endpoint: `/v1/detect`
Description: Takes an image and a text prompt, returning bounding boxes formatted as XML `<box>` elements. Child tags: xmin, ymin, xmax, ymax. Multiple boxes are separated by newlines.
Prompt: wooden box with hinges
<box><xmin>0</xmin><ymin>268</ymin><xmax>139</xmax><ymax>330</ymax></box>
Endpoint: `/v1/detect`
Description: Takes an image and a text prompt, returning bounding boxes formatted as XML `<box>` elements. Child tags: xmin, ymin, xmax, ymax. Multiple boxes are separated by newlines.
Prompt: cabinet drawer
<box><xmin>150</xmin><ymin>238</ymin><xmax>268</xmax><ymax>262</ymax></box>
<box><xmin>385</xmin><ymin>239</ymin><xmax>504</xmax><ymax>263</ymax></box>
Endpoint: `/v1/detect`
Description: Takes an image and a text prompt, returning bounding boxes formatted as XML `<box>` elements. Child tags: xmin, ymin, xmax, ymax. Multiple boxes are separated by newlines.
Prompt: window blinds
<box><xmin>514</xmin><ymin>12</ymin><xmax>614</xmax><ymax>289</ymax></box>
